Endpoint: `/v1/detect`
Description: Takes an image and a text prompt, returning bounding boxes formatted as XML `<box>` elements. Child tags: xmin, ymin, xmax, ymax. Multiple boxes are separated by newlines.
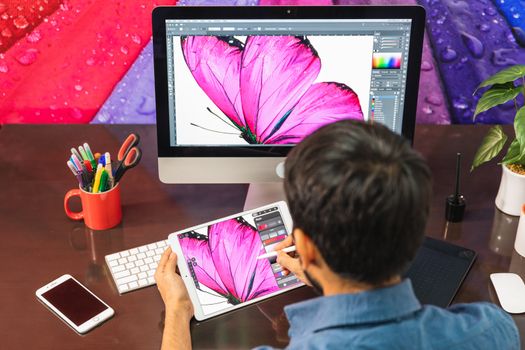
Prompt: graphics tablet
<box><xmin>168</xmin><ymin>201</ymin><xmax>303</xmax><ymax>321</ymax></box>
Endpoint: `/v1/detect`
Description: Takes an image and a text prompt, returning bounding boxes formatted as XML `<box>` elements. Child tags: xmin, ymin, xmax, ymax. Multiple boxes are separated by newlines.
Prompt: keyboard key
<box><xmin>128</xmin><ymin>281</ymin><xmax>138</xmax><ymax>289</ymax></box>
<box><xmin>138</xmin><ymin>279</ymin><xmax>148</xmax><ymax>286</ymax></box>
<box><xmin>119</xmin><ymin>284</ymin><xmax>129</xmax><ymax>292</ymax></box>
<box><xmin>131</xmin><ymin>267</ymin><xmax>140</xmax><ymax>274</ymax></box>
<box><xmin>147</xmin><ymin>270</ymin><xmax>155</xmax><ymax>277</ymax></box>
<box><xmin>118</xmin><ymin>257</ymin><xmax>128</xmax><ymax>264</ymax></box>
<box><xmin>145</xmin><ymin>257</ymin><xmax>153</xmax><ymax>264</ymax></box>
<box><xmin>109</xmin><ymin>260</ymin><xmax>118</xmax><ymax>267</ymax></box>
<box><xmin>154</xmin><ymin>255</ymin><xmax>161</xmax><ymax>262</ymax></box>
<box><xmin>130</xmin><ymin>248</ymin><xmax>139</xmax><ymax>255</ymax></box>
<box><xmin>157</xmin><ymin>241</ymin><xmax>167</xmax><ymax>248</ymax></box>
<box><xmin>155</xmin><ymin>248</ymin><xmax>164</xmax><ymax>255</ymax></box>
<box><xmin>138</xmin><ymin>272</ymin><xmax>147</xmax><ymax>279</ymax></box>
<box><xmin>139</xmin><ymin>246</ymin><xmax>148</xmax><ymax>253</ymax></box>
<box><xmin>121</xmin><ymin>250</ymin><xmax>130</xmax><ymax>257</ymax></box>
<box><xmin>125</xmin><ymin>262</ymin><xmax>135</xmax><ymax>269</ymax></box>
<box><xmin>146</xmin><ymin>251</ymin><xmax>155</xmax><ymax>257</ymax></box>
<box><xmin>147</xmin><ymin>243</ymin><xmax>157</xmax><ymax>250</ymax></box>
<box><xmin>137</xmin><ymin>253</ymin><xmax>146</xmax><ymax>259</ymax></box>
<box><xmin>111</xmin><ymin>265</ymin><xmax>125</xmax><ymax>273</ymax></box>
<box><xmin>128</xmin><ymin>255</ymin><xmax>137</xmax><ymax>262</ymax></box>
<box><xmin>147</xmin><ymin>277</ymin><xmax>155</xmax><ymax>284</ymax></box>
<box><xmin>135</xmin><ymin>260</ymin><xmax>144</xmax><ymax>267</ymax></box>
<box><xmin>106</xmin><ymin>253</ymin><xmax>120</xmax><ymax>261</ymax></box>
<box><xmin>117</xmin><ymin>275</ymin><xmax>138</xmax><ymax>285</ymax></box>
<box><xmin>149</xmin><ymin>262</ymin><xmax>157</xmax><ymax>270</ymax></box>
<box><xmin>114</xmin><ymin>270</ymin><xmax>131</xmax><ymax>279</ymax></box>
<box><xmin>140</xmin><ymin>265</ymin><xmax>149</xmax><ymax>272</ymax></box>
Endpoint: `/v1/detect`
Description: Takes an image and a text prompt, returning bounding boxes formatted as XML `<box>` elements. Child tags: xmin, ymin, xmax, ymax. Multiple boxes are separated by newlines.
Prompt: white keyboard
<box><xmin>105</xmin><ymin>239</ymin><xmax>169</xmax><ymax>294</ymax></box>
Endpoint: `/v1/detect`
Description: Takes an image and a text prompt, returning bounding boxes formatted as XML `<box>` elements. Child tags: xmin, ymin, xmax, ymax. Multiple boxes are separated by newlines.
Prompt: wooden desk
<box><xmin>1</xmin><ymin>124</ymin><xmax>524</xmax><ymax>349</ymax></box>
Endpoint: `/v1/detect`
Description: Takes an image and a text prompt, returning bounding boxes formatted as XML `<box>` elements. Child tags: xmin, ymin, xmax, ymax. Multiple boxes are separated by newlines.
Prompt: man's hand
<box><xmin>275</xmin><ymin>235</ymin><xmax>311</xmax><ymax>286</ymax></box>
<box><xmin>155</xmin><ymin>247</ymin><xmax>194</xmax><ymax>322</ymax></box>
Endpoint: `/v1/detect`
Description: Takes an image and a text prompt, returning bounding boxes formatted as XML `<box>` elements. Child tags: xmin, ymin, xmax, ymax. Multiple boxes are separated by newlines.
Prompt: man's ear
<box><xmin>293</xmin><ymin>228</ymin><xmax>316</xmax><ymax>270</ymax></box>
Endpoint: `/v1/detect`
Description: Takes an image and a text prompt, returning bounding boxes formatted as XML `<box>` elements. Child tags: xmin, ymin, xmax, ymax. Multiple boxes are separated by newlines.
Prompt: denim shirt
<box><xmin>255</xmin><ymin>279</ymin><xmax>520</xmax><ymax>350</ymax></box>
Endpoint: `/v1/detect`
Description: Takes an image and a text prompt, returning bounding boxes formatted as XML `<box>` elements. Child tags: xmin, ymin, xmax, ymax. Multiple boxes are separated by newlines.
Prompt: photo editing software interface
<box><xmin>177</xmin><ymin>206</ymin><xmax>300</xmax><ymax>315</ymax></box>
<box><xmin>165</xmin><ymin>18</ymin><xmax>412</xmax><ymax>147</ymax></box>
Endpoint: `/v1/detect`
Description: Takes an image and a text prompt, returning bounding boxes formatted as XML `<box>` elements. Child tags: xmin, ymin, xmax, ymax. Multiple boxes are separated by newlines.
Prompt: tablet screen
<box><xmin>177</xmin><ymin>206</ymin><xmax>301</xmax><ymax>315</ymax></box>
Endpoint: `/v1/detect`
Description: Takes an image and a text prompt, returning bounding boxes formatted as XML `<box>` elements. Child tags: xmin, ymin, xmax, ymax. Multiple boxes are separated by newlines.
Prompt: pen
<box><xmin>84</xmin><ymin>160</ymin><xmax>93</xmax><ymax>173</ymax></box>
<box><xmin>83</xmin><ymin>143</ymin><xmax>97</xmax><ymax>169</ymax></box>
<box><xmin>256</xmin><ymin>246</ymin><xmax>296</xmax><ymax>260</ymax></box>
<box><xmin>71</xmin><ymin>148</ymin><xmax>83</xmax><ymax>164</ymax></box>
<box><xmin>71</xmin><ymin>154</ymin><xmax>85</xmax><ymax>172</ymax></box>
<box><xmin>105</xmin><ymin>152</ymin><xmax>113</xmax><ymax>188</ymax></box>
<box><xmin>78</xmin><ymin>145</ymin><xmax>89</xmax><ymax>161</ymax></box>
<box><xmin>99</xmin><ymin>169</ymin><xmax>108</xmax><ymax>192</ymax></box>
<box><xmin>98</xmin><ymin>154</ymin><xmax>105</xmax><ymax>167</ymax></box>
<box><xmin>94</xmin><ymin>152</ymin><xmax>101</xmax><ymax>164</ymax></box>
<box><xmin>67</xmin><ymin>160</ymin><xmax>78</xmax><ymax>175</ymax></box>
<box><xmin>92</xmin><ymin>163</ymin><xmax>103</xmax><ymax>193</ymax></box>
<box><xmin>75</xmin><ymin>170</ymin><xmax>84</xmax><ymax>189</ymax></box>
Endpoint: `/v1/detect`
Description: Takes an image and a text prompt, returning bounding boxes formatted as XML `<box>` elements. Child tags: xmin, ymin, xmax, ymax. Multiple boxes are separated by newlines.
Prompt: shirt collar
<box><xmin>285</xmin><ymin>279</ymin><xmax>421</xmax><ymax>336</ymax></box>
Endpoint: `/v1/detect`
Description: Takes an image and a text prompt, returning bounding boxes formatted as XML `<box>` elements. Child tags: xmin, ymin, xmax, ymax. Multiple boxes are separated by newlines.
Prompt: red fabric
<box><xmin>0</xmin><ymin>0</ymin><xmax>176</xmax><ymax>123</ymax></box>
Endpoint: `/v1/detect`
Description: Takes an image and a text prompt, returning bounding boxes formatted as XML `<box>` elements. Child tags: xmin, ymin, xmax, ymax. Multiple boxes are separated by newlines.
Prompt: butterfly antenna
<box><xmin>190</xmin><ymin>123</ymin><xmax>240</xmax><ymax>135</ymax></box>
<box><xmin>206</xmin><ymin>107</ymin><xmax>239</xmax><ymax>131</ymax></box>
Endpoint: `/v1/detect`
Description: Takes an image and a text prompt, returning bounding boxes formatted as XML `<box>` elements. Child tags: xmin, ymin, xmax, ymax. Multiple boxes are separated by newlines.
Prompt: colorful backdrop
<box><xmin>0</xmin><ymin>0</ymin><xmax>523</xmax><ymax>125</ymax></box>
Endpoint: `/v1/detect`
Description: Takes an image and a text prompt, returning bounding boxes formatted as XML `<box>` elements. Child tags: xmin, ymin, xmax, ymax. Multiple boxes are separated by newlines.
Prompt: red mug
<box><xmin>64</xmin><ymin>184</ymin><xmax>122</xmax><ymax>230</ymax></box>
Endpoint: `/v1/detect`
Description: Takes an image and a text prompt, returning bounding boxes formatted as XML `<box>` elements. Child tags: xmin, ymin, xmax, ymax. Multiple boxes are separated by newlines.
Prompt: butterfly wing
<box><xmin>181</xmin><ymin>36</ymin><xmax>246</xmax><ymax>128</ymax></box>
<box><xmin>264</xmin><ymin>82</ymin><xmax>364</xmax><ymax>144</ymax></box>
<box><xmin>240</xmin><ymin>36</ymin><xmax>321</xmax><ymax>142</ymax></box>
<box><xmin>208</xmin><ymin>218</ymin><xmax>279</xmax><ymax>302</ymax></box>
<box><xmin>179</xmin><ymin>235</ymin><xmax>230</xmax><ymax>297</ymax></box>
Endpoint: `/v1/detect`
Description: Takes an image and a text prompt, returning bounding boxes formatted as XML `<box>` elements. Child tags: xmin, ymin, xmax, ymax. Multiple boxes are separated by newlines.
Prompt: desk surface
<box><xmin>1</xmin><ymin>124</ymin><xmax>524</xmax><ymax>349</ymax></box>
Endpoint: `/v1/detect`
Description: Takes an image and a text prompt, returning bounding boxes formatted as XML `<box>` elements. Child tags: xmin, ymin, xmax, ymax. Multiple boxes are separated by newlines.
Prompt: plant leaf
<box><xmin>515</xmin><ymin>106</ymin><xmax>525</xmax><ymax>155</ymax></box>
<box><xmin>473</xmin><ymin>83</ymin><xmax>521</xmax><ymax>120</ymax></box>
<box><xmin>502</xmin><ymin>139</ymin><xmax>521</xmax><ymax>164</ymax></box>
<box><xmin>475</xmin><ymin>65</ymin><xmax>525</xmax><ymax>92</ymax></box>
<box><xmin>471</xmin><ymin>125</ymin><xmax>508</xmax><ymax>171</ymax></box>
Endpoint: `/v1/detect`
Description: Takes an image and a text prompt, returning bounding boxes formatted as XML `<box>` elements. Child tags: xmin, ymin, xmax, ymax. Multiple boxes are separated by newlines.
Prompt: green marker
<box><xmin>83</xmin><ymin>143</ymin><xmax>97</xmax><ymax>170</ymax></box>
<box><xmin>99</xmin><ymin>169</ymin><xmax>109</xmax><ymax>192</ymax></box>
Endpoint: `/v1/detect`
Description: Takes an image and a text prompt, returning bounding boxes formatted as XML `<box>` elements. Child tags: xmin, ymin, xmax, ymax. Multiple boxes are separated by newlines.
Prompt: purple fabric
<box><xmin>180</xmin><ymin>218</ymin><xmax>279</xmax><ymax>303</ymax></box>
<box><xmin>182</xmin><ymin>35</ymin><xmax>363</xmax><ymax>144</ymax></box>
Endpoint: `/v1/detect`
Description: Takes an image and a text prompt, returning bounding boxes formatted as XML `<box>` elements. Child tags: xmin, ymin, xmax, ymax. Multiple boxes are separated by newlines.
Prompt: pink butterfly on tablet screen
<box><xmin>181</xmin><ymin>35</ymin><xmax>364</xmax><ymax>144</ymax></box>
<box><xmin>179</xmin><ymin>218</ymin><xmax>279</xmax><ymax>305</ymax></box>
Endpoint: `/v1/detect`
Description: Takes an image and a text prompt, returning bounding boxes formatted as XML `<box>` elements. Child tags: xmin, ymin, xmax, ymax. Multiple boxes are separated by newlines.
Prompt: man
<box><xmin>155</xmin><ymin>120</ymin><xmax>520</xmax><ymax>349</ymax></box>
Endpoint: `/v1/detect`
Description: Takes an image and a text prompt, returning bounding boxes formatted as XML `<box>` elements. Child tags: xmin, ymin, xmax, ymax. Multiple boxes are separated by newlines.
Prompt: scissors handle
<box><xmin>114</xmin><ymin>147</ymin><xmax>142</xmax><ymax>183</ymax></box>
<box><xmin>118</xmin><ymin>133</ymin><xmax>140</xmax><ymax>161</ymax></box>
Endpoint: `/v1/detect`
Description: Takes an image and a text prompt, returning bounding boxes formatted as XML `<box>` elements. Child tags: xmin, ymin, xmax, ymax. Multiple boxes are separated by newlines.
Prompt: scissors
<box><xmin>114</xmin><ymin>133</ymin><xmax>142</xmax><ymax>183</ymax></box>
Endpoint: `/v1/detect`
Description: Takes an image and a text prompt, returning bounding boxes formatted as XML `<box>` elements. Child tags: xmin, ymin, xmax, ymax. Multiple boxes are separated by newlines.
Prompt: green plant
<box><xmin>471</xmin><ymin>64</ymin><xmax>525</xmax><ymax>171</ymax></box>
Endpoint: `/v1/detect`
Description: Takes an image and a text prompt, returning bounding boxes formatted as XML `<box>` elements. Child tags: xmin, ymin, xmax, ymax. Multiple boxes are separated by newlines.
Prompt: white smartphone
<box><xmin>169</xmin><ymin>201</ymin><xmax>303</xmax><ymax>321</ymax></box>
<box><xmin>35</xmin><ymin>274</ymin><xmax>114</xmax><ymax>334</ymax></box>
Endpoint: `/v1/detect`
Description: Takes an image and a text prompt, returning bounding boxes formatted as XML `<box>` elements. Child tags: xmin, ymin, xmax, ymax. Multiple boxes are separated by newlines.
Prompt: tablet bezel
<box><xmin>168</xmin><ymin>201</ymin><xmax>303</xmax><ymax>321</ymax></box>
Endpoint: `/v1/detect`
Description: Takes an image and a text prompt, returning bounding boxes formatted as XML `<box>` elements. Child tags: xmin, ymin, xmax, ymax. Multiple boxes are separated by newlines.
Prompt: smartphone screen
<box><xmin>41</xmin><ymin>277</ymin><xmax>108</xmax><ymax>326</ymax></box>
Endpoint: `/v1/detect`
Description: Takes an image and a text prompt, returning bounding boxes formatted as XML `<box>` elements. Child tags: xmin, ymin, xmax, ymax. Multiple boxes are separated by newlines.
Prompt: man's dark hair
<box><xmin>284</xmin><ymin>120</ymin><xmax>432</xmax><ymax>285</ymax></box>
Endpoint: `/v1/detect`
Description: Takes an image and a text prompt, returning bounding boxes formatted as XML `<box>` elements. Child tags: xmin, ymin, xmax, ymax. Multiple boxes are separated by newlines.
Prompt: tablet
<box><xmin>168</xmin><ymin>201</ymin><xmax>303</xmax><ymax>321</ymax></box>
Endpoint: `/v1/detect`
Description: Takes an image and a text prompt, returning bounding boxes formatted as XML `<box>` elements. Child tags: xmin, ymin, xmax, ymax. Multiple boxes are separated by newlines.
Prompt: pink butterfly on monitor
<box><xmin>181</xmin><ymin>35</ymin><xmax>364</xmax><ymax>144</ymax></box>
<box><xmin>179</xmin><ymin>218</ymin><xmax>279</xmax><ymax>306</ymax></box>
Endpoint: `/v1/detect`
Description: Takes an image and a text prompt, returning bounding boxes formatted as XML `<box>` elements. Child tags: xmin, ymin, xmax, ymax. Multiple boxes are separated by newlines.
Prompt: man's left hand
<box><xmin>155</xmin><ymin>247</ymin><xmax>194</xmax><ymax>322</ymax></box>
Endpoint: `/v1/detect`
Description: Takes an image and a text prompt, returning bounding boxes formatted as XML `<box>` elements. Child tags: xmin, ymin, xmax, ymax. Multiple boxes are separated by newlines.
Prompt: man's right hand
<box><xmin>275</xmin><ymin>235</ymin><xmax>312</xmax><ymax>286</ymax></box>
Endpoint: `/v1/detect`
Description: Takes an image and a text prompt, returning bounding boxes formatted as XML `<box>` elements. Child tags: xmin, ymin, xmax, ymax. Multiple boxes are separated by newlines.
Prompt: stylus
<box><xmin>256</xmin><ymin>246</ymin><xmax>296</xmax><ymax>260</ymax></box>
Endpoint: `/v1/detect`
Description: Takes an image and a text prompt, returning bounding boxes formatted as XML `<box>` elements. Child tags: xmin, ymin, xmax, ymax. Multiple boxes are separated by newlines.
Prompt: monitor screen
<box><xmin>164</xmin><ymin>18</ymin><xmax>413</xmax><ymax>148</ymax></box>
<box><xmin>153</xmin><ymin>7</ymin><xmax>424</xmax><ymax>183</ymax></box>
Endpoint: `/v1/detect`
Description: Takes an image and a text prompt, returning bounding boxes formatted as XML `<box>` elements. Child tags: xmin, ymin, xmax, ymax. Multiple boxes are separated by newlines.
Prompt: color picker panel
<box><xmin>372</xmin><ymin>52</ymin><xmax>402</xmax><ymax>69</ymax></box>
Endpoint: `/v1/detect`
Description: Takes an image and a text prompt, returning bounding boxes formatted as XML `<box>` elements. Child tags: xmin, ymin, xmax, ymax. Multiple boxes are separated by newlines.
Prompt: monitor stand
<box><xmin>243</xmin><ymin>182</ymin><xmax>286</xmax><ymax>211</ymax></box>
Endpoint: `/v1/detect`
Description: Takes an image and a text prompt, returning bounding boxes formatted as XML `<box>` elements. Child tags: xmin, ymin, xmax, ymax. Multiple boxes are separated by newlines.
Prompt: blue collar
<box><xmin>285</xmin><ymin>279</ymin><xmax>422</xmax><ymax>336</ymax></box>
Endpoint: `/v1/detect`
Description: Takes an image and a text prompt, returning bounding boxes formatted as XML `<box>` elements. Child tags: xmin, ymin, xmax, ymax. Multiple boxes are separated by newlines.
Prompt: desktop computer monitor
<box><xmin>152</xmin><ymin>6</ymin><xmax>425</xmax><ymax>186</ymax></box>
